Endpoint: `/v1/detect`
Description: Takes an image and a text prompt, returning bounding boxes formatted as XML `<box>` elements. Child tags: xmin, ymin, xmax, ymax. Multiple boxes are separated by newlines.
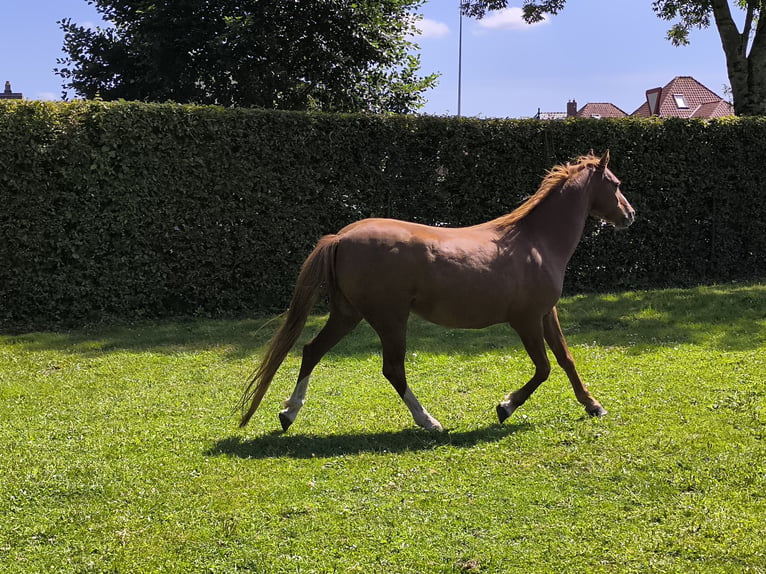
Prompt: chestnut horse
<box><xmin>239</xmin><ymin>151</ymin><xmax>635</xmax><ymax>431</ymax></box>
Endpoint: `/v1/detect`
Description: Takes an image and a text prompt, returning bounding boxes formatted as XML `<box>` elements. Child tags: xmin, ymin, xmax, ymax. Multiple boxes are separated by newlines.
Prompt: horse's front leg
<box><xmin>543</xmin><ymin>306</ymin><xmax>606</xmax><ymax>417</ymax></box>
<box><xmin>497</xmin><ymin>320</ymin><xmax>551</xmax><ymax>422</ymax></box>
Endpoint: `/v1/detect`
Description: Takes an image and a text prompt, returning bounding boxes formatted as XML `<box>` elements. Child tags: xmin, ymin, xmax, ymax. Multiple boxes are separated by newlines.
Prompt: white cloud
<box><xmin>476</xmin><ymin>7</ymin><xmax>548</xmax><ymax>30</ymax></box>
<box><xmin>36</xmin><ymin>92</ymin><xmax>59</xmax><ymax>101</ymax></box>
<box><xmin>415</xmin><ymin>18</ymin><xmax>450</xmax><ymax>39</ymax></box>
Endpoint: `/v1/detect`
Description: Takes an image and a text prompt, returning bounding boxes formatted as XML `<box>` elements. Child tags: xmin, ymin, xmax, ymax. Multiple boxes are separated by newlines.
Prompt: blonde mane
<box><xmin>494</xmin><ymin>153</ymin><xmax>603</xmax><ymax>229</ymax></box>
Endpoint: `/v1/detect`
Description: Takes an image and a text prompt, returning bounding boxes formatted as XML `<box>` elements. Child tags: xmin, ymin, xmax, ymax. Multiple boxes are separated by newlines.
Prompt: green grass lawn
<box><xmin>1</xmin><ymin>283</ymin><xmax>764</xmax><ymax>573</ymax></box>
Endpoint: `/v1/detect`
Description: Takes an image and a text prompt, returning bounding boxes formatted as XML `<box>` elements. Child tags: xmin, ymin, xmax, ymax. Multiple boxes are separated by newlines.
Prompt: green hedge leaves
<box><xmin>1</xmin><ymin>101</ymin><xmax>764</xmax><ymax>328</ymax></box>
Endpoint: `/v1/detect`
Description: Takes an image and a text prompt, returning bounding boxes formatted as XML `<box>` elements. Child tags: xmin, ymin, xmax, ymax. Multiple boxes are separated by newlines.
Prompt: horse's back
<box><xmin>331</xmin><ymin>218</ymin><xmax>530</xmax><ymax>328</ymax></box>
<box><xmin>335</xmin><ymin>218</ymin><xmax>492</xmax><ymax>273</ymax></box>
<box><xmin>333</xmin><ymin>218</ymin><xmax>439</xmax><ymax>301</ymax></box>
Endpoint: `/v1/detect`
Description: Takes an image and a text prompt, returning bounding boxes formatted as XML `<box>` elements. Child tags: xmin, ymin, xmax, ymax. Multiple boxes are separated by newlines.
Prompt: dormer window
<box><xmin>673</xmin><ymin>94</ymin><xmax>688</xmax><ymax>109</ymax></box>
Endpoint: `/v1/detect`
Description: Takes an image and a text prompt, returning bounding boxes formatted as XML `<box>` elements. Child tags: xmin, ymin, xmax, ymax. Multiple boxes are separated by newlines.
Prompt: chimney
<box><xmin>566</xmin><ymin>99</ymin><xmax>578</xmax><ymax>117</ymax></box>
<box><xmin>0</xmin><ymin>81</ymin><xmax>23</xmax><ymax>100</ymax></box>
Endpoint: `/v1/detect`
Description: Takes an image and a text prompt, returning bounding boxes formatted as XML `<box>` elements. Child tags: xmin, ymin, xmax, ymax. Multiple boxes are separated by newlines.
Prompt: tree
<box><xmin>56</xmin><ymin>0</ymin><xmax>437</xmax><ymax>114</ymax></box>
<box><xmin>460</xmin><ymin>0</ymin><xmax>766</xmax><ymax>116</ymax></box>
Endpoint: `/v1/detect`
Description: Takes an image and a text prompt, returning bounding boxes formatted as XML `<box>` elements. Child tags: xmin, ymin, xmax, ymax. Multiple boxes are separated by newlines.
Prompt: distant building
<box><xmin>631</xmin><ymin>76</ymin><xmax>733</xmax><ymax>118</ymax></box>
<box><xmin>571</xmin><ymin>101</ymin><xmax>628</xmax><ymax>119</ymax></box>
<box><xmin>535</xmin><ymin>100</ymin><xmax>627</xmax><ymax>120</ymax></box>
<box><xmin>534</xmin><ymin>109</ymin><xmax>568</xmax><ymax>120</ymax></box>
<box><xmin>0</xmin><ymin>81</ymin><xmax>23</xmax><ymax>100</ymax></box>
<box><xmin>536</xmin><ymin>76</ymin><xmax>733</xmax><ymax>120</ymax></box>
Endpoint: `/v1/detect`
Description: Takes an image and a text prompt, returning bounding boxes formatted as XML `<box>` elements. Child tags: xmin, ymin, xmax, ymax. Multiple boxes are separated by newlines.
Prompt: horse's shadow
<box><xmin>205</xmin><ymin>422</ymin><xmax>531</xmax><ymax>460</ymax></box>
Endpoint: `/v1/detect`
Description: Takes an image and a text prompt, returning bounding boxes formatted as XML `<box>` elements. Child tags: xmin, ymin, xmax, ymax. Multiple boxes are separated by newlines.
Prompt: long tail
<box><xmin>238</xmin><ymin>235</ymin><xmax>339</xmax><ymax>427</ymax></box>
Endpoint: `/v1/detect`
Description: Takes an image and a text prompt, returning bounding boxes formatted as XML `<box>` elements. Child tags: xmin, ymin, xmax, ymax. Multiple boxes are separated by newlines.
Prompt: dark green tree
<box><xmin>460</xmin><ymin>0</ymin><xmax>766</xmax><ymax>116</ymax></box>
<box><xmin>57</xmin><ymin>0</ymin><xmax>437</xmax><ymax>113</ymax></box>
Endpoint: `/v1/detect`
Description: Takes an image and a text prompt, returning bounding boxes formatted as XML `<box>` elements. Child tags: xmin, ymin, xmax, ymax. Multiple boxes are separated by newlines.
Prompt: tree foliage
<box><xmin>460</xmin><ymin>0</ymin><xmax>565</xmax><ymax>21</ymax></box>
<box><xmin>57</xmin><ymin>0</ymin><xmax>437</xmax><ymax>114</ymax></box>
<box><xmin>461</xmin><ymin>0</ymin><xmax>766</xmax><ymax>116</ymax></box>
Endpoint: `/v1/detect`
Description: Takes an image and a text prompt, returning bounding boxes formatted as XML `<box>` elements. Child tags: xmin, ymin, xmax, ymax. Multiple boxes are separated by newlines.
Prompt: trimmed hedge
<box><xmin>0</xmin><ymin>101</ymin><xmax>764</xmax><ymax>328</ymax></box>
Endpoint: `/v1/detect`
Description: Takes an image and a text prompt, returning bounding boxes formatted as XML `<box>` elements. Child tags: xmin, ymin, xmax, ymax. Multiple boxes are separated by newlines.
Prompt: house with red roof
<box><xmin>536</xmin><ymin>76</ymin><xmax>732</xmax><ymax>120</ymax></box>
<box><xmin>631</xmin><ymin>76</ymin><xmax>733</xmax><ymax>118</ymax></box>
<box><xmin>568</xmin><ymin>100</ymin><xmax>628</xmax><ymax>119</ymax></box>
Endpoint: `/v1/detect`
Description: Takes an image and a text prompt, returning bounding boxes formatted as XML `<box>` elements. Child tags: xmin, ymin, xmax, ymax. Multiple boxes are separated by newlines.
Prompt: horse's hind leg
<box><xmin>497</xmin><ymin>319</ymin><xmax>551</xmax><ymax>423</ymax></box>
<box><xmin>543</xmin><ymin>307</ymin><xmax>606</xmax><ymax>417</ymax></box>
<box><xmin>367</xmin><ymin>314</ymin><xmax>443</xmax><ymax>431</ymax></box>
<box><xmin>279</xmin><ymin>303</ymin><xmax>361</xmax><ymax>431</ymax></box>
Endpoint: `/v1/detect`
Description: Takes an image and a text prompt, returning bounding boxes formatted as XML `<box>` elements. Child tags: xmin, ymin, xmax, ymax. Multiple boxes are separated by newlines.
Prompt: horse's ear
<box><xmin>598</xmin><ymin>149</ymin><xmax>610</xmax><ymax>170</ymax></box>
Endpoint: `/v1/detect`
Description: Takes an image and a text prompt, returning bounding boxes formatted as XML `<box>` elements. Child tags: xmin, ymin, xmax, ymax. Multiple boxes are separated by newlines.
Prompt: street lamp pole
<box><xmin>457</xmin><ymin>3</ymin><xmax>463</xmax><ymax>117</ymax></box>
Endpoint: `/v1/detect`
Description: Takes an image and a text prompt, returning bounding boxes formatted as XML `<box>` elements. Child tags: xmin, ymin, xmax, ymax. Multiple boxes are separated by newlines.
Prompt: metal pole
<box><xmin>458</xmin><ymin>3</ymin><xmax>463</xmax><ymax>117</ymax></box>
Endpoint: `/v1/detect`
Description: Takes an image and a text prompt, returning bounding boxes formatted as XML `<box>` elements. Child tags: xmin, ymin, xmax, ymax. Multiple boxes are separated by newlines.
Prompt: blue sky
<box><xmin>1</xmin><ymin>1</ymin><xmax>731</xmax><ymax>118</ymax></box>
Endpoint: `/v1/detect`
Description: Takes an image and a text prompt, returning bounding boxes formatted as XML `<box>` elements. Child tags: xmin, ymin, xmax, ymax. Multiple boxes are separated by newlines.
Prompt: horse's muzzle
<box><xmin>622</xmin><ymin>209</ymin><xmax>636</xmax><ymax>228</ymax></box>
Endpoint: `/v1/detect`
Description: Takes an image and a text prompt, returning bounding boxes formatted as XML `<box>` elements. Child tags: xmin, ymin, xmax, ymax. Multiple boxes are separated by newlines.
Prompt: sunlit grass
<box><xmin>0</xmin><ymin>283</ymin><xmax>764</xmax><ymax>572</ymax></box>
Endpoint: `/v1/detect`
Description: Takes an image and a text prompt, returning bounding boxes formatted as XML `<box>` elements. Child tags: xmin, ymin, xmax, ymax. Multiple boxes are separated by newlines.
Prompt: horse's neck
<box><xmin>506</xmin><ymin>176</ymin><xmax>592</xmax><ymax>266</ymax></box>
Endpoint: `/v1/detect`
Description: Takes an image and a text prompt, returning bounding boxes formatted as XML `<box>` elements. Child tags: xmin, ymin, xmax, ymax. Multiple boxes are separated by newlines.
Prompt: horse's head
<box><xmin>588</xmin><ymin>150</ymin><xmax>635</xmax><ymax>229</ymax></box>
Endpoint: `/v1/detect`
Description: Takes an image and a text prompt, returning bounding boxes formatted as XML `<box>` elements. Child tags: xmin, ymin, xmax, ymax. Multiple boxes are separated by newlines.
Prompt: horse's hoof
<box><xmin>496</xmin><ymin>403</ymin><xmax>515</xmax><ymax>424</ymax></box>
<box><xmin>419</xmin><ymin>417</ymin><xmax>444</xmax><ymax>432</ymax></box>
<box><xmin>587</xmin><ymin>405</ymin><xmax>607</xmax><ymax>417</ymax></box>
<box><xmin>279</xmin><ymin>411</ymin><xmax>293</xmax><ymax>432</ymax></box>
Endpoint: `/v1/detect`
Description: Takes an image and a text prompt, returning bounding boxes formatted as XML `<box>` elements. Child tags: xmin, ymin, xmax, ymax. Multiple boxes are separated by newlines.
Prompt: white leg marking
<box><xmin>280</xmin><ymin>376</ymin><xmax>310</xmax><ymax>425</ymax></box>
<box><xmin>402</xmin><ymin>387</ymin><xmax>443</xmax><ymax>431</ymax></box>
<box><xmin>498</xmin><ymin>399</ymin><xmax>517</xmax><ymax>415</ymax></box>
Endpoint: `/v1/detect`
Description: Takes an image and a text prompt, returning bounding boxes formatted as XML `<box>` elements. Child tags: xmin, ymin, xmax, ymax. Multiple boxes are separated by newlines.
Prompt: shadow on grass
<box><xmin>3</xmin><ymin>282</ymin><xmax>763</xmax><ymax>356</ymax></box>
<box><xmin>205</xmin><ymin>423</ymin><xmax>530</xmax><ymax>460</ymax></box>
<box><xmin>0</xmin><ymin>317</ymin><xmax>279</xmax><ymax>360</ymax></box>
<box><xmin>558</xmin><ymin>283</ymin><xmax>765</xmax><ymax>351</ymax></box>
